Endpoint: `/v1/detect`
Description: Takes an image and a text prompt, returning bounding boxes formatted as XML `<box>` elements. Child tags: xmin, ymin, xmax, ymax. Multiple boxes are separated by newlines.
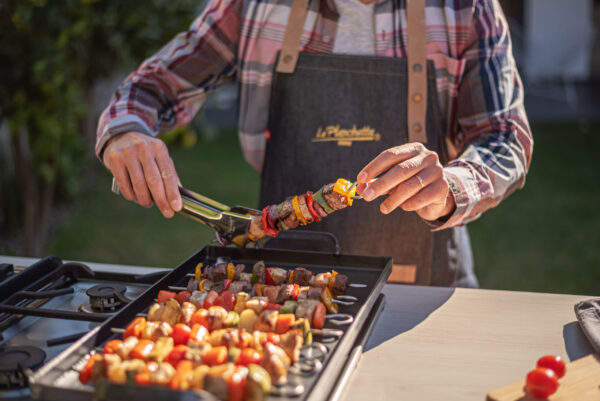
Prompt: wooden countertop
<box><xmin>341</xmin><ymin>285</ymin><xmax>596</xmax><ymax>401</ymax></box>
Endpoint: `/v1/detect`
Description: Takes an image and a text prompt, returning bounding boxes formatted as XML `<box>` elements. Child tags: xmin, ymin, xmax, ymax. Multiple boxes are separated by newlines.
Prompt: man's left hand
<box><xmin>356</xmin><ymin>143</ymin><xmax>455</xmax><ymax>222</ymax></box>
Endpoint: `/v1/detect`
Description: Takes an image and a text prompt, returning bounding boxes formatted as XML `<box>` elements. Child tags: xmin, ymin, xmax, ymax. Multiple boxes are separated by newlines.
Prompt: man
<box><xmin>97</xmin><ymin>0</ymin><xmax>533</xmax><ymax>287</ymax></box>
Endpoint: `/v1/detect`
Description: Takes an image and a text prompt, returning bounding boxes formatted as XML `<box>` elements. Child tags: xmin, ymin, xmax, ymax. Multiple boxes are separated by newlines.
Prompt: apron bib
<box><xmin>259</xmin><ymin>0</ymin><xmax>476</xmax><ymax>287</ymax></box>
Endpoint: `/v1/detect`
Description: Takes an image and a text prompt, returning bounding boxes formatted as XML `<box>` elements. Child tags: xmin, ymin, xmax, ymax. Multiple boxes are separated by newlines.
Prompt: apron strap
<box><xmin>276</xmin><ymin>0</ymin><xmax>309</xmax><ymax>73</ymax></box>
<box><xmin>407</xmin><ymin>0</ymin><xmax>428</xmax><ymax>144</ymax></box>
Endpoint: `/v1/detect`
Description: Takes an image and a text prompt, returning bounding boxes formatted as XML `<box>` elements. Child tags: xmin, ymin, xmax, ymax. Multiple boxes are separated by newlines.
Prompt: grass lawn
<box><xmin>44</xmin><ymin>122</ymin><xmax>600</xmax><ymax>295</ymax></box>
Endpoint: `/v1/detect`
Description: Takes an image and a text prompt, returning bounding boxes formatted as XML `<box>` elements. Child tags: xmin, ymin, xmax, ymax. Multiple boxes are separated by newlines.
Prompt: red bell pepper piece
<box><xmin>165</xmin><ymin>345</ymin><xmax>188</xmax><ymax>367</ymax></box>
<box><xmin>79</xmin><ymin>353</ymin><xmax>101</xmax><ymax>384</ymax></box>
<box><xmin>223</xmin><ymin>279</ymin><xmax>232</xmax><ymax>291</ymax></box>
<box><xmin>265</xmin><ymin>268</ymin><xmax>276</xmax><ymax>286</ymax></box>
<box><xmin>175</xmin><ymin>290</ymin><xmax>191</xmax><ymax>305</ymax></box>
<box><xmin>263</xmin><ymin>302</ymin><xmax>281</xmax><ymax>311</ymax></box>
<box><xmin>291</xmin><ymin>284</ymin><xmax>301</xmax><ymax>301</ymax></box>
<box><xmin>130</xmin><ymin>339</ymin><xmax>154</xmax><ymax>361</ymax></box>
<box><xmin>227</xmin><ymin>366</ymin><xmax>248</xmax><ymax>401</ymax></box>
<box><xmin>305</xmin><ymin>193</ymin><xmax>321</xmax><ymax>222</ymax></box>
<box><xmin>261</xmin><ymin>206</ymin><xmax>279</xmax><ymax>237</ymax></box>
<box><xmin>157</xmin><ymin>290</ymin><xmax>176</xmax><ymax>304</ymax></box>
<box><xmin>124</xmin><ymin>317</ymin><xmax>146</xmax><ymax>339</ymax></box>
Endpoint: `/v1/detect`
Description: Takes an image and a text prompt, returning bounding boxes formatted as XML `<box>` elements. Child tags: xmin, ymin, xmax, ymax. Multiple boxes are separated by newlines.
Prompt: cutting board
<box><xmin>487</xmin><ymin>354</ymin><xmax>600</xmax><ymax>401</ymax></box>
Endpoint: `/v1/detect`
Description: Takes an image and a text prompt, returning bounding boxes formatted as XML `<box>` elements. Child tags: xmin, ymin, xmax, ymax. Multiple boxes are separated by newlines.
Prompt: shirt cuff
<box><xmin>425</xmin><ymin>165</ymin><xmax>479</xmax><ymax>231</ymax></box>
<box><xmin>95</xmin><ymin>114</ymin><xmax>155</xmax><ymax>162</ymax></box>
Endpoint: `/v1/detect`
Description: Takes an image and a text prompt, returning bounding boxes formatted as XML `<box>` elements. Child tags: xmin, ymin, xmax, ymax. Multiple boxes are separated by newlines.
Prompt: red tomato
<box><xmin>203</xmin><ymin>290</ymin><xmax>219</xmax><ymax>309</ymax></box>
<box><xmin>129</xmin><ymin>339</ymin><xmax>154</xmax><ymax>361</ymax></box>
<box><xmin>202</xmin><ymin>346</ymin><xmax>228</xmax><ymax>366</ymax></box>
<box><xmin>263</xmin><ymin>302</ymin><xmax>281</xmax><ymax>311</ymax></box>
<box><xmin>312</xmin><ymin>302</ymin><xmax>326</xmax><ymax>329</ymax></box>
<box><xmin>526</xmin><ymin>368</ymin><xmax>559</xmax><ymax>398</ymax></box>
<box><xmin>79</xmin><ymin>353</ymin><xmax>101</xmax><ymax>384</ymax></box>
<box><xmin>236</xmin><ymin>348</ymin><xmax>263</xmax><ymax>366</ymax></box>
<box><xmin>165</xmin><ymin>345</ymin><xmax>188</xmax><ymax>367</ymax></box>
<box><xmin>537</xmin><ymin>355</ymin><xmax>566</xmax><ymax>379</ymax></box>
<box><xmin>219</xmin><ymin>291</ymin><xmax>236</xmax><ymax>312</ymax></box>
<box><xmin>171</xmin><ymin>323</ymin><xmax>192</xmax><ymax>346</ymax></box>
<box><xmin>175</xmin><ymin>291</ymin><xmax>192</xmax><ymax>305</ymax></box>
<box><xmin>227</xmin><ymin>366</ymin><xmax>248</xmax><ymax>401</ymax></box>
<box><xmin>276</xmin><ymin>314</ymin><xmax>295</xmax><ymax>334</ymax></box>
<box><xmin>157</xmin><ymin>290</ymin><xmax>177</xmax><ymax>304</ymax></box>
<box><xmin>169</xmin><ymin>360</ymin><xmax>193</xmax><ymax>390</ymax></box>
<box><xmin>103</xmin><ymin>339</ymin><xmax>123</xmax><ymax>355</ymax></box>
<box><xmin>123</xmin><ymin>317</ymin><xmax>146</xmax><ymax>339</ymax></box>
<box><xmin>190</xmin><ymin>308</ymin><xmax>209</xmax><ymax>329</ymax></box>
<box><xmin>189</xmin><ymin>323</ymin><xmax>209</xmax><ymax>343</ymax></box>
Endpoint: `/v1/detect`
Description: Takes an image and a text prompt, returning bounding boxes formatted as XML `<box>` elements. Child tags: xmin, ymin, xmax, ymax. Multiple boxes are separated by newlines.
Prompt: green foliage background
<box><xmin>0</xmin><ymin>0</ymin><xmax>199</xmax><ymax>253</ymax></box>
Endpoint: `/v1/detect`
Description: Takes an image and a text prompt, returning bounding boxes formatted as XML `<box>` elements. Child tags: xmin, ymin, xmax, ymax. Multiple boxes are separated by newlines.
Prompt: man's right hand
<box><xmin>103</xmin><ymin>132</ymin><xmax>182</xmax><ymax>218</ymax></box>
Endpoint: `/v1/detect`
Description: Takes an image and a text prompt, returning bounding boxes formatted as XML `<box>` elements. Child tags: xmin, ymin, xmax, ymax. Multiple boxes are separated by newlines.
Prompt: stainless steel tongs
<box><xmin>111</xmin><ymin>178</ymin><xmax>260</xmax><ymax>246</ymax></box>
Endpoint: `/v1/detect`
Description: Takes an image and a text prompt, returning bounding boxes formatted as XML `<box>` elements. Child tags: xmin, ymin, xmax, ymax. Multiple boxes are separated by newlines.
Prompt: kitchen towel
<box><xmin>574</xmin><ymin>298</ymin><xmax>600</xmax><ymax>354</ymax></box>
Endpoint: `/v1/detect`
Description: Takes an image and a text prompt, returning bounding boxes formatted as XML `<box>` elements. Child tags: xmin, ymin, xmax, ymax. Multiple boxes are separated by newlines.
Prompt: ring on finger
<box><xmin>416</xmin><ymin>174</ymin><xmax>425</xmax><ymax>188</ymax></box>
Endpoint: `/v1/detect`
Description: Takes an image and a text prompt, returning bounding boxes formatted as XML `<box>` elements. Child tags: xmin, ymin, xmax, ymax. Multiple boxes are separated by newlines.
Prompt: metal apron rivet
<box><xmin>413</xmin><ymin>93</ymin><xmax>423</xmax><ymax>103</ymax></box>
<box><xmin>413</xmin><ymin>123</ymin><xmax>423</xmax><ymax>133</ymax></box>
<box><xmin>412</xmin><ymin>63</ymin><xmax>423</xmax><ymax>72</ymax></box>
<box><xmin>283</xmin><ymin>54</ymin><xmax>293</xmax><ymax>63</ymax></box>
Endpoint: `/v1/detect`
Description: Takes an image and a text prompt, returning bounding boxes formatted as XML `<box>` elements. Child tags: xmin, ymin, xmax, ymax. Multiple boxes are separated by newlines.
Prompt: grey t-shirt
<box><xmin>332</xmin><ymin>0</ymin><xmax>376</xmax><ymax>55</ymax></box>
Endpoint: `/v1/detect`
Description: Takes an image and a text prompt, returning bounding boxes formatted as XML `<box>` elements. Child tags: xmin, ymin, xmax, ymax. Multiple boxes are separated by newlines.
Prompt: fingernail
<box><xmin>363</xmin><ymin>188</ymin><xmax>374</xmax><ymax>201</ymax></box>
<box><xmin>357</xmin><ymin>172</ymin><xmax>368</xmax><ymax>182</ymax></box>
<box><xmin>381</xmin><ymin>204</ymin><xmax>388</xmax><ymax>214</ymax></box>
<box><xmin>172</xmin><ymin>199</ymin><xmax>181</xmax><ymax>210</ymax></box>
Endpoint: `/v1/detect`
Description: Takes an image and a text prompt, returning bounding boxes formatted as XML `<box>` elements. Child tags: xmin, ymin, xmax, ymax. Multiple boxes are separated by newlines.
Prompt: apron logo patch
<box><xmin>312</xmin><ymin>125</ymin><xmax>381</xmax><ymax>147</ymax></box>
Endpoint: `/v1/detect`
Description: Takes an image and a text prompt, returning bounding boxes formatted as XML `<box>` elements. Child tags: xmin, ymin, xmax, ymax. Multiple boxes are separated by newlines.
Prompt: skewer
<box><xmin>185</xmin><ymin>273</ymin><xmax>368</xmax><ymax>289</ymax></box>
<box><xmin>169</xmin><ymin>285</ymin><xmax>360</xmax><ymax>302</ymax></box>
<box><xmin>110</xmin><ymin>328</ymin><xmax>126</xmax><ymax>334</ymax></box>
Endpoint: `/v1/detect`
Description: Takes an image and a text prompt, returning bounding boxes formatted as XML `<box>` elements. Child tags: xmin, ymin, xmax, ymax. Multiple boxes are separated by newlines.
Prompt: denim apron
<box><xmin>259</xmin><ymin>0</ymin><xmax>477</xmax><ymax>287</ymax></box>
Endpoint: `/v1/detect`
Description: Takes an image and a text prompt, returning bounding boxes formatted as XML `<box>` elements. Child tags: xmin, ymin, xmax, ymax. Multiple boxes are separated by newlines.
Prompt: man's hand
<box><xmin>356</xmin><ymin>143</ymin><xmax>455</xmax><ymax>222</ymax></box>
<box><xmin>103</xmin><ymin>132</ymin><xmax>182</xmax><ymax>218</ymax></box>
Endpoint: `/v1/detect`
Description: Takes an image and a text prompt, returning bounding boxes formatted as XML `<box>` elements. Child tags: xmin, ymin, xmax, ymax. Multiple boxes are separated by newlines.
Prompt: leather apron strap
<box><xmin>406</xmin><ymin>0</ymin><xmax>428</xmax><ymax>144</ymax></box>
<box><xmin>275</xmin><ymin>0</ymin><xmax>309</xmax><ymax>73</ymax></box>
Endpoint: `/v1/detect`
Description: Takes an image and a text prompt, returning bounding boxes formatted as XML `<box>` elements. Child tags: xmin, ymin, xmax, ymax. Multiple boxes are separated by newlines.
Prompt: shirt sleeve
<box><xmin>432</xmin><ymin>0</ymin><xmax>533</xmax><ymax>230</ymax></box>
<box><xmin>95</xmin><ymin>0</ymin><xmax>242</xmax><ymax>160</ymax></box>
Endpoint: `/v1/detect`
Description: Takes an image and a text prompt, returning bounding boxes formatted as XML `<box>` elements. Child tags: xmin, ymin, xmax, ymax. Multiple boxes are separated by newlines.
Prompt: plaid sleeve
<box><xmin>432</xmin><ymin>0</ymin><xmax>533</xmax><ymax>230</ymax></box>
<box><xmin>95</xmin><ymin>0</ymin><xmax>241</xmax><ymax>160</ymax></box>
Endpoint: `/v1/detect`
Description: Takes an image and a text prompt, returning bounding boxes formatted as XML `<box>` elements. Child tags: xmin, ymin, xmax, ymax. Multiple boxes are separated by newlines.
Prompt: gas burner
<box><xmin>0</xmin><ymin>346</ymin><xmax>46</xmax><ymax>389</ymax></box>
<box><xmin>79</xmin><ymin>284</ymin><xmax>130</xmax><ymax>313</ymax></box>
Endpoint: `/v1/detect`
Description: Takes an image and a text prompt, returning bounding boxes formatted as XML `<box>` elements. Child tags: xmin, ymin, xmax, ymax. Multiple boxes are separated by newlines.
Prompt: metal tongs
<box><xmin>111</xmin><ymin>178</ymin><xmax>259</xmax><ymax>247</ymax></box>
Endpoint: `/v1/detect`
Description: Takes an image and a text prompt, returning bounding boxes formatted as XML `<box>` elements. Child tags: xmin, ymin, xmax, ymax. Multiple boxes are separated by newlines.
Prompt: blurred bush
<box><xmin>0</xmin><ymin>0</ymin><xmax>199</xmax><ymax>255</ymax></box>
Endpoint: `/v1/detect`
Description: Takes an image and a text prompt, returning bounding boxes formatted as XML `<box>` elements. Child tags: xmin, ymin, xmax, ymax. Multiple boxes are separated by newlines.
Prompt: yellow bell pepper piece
<box><xmin>195</xmin><ymin>263</ymin><xmax>203</xmax><ymax>281</ymax></box>
<box><xmin>332</xmin><ymin>178</ymin><xmax>357</xmax><ymax>206</ymax></box>
<box><xmin>227</xmin><ymin>263</ymin><xmax>236</xmax><ymax>281</ymax></box>
<box><xmin>321</xmin><ymin>287</ymin><xmax>339</xmax><ymax>314</ymax></box>
<box><xmin>199</xmin><ymin>279</ymin><xmax>208</xmax><ymax>292</ymax></box>
<box><xmin>288</xmin><ymin>271</ymin><xmax>294</xmax><ymax>284</ymax></box>
<box><xmin>328</xmin><ymin>270</ymin><xmax>338</xmax><ymax>292</ymax></box>
<box><xmin>291</xmin><ymin>196</ymin><xmax>307</xmax><ymax>225</ymax></box>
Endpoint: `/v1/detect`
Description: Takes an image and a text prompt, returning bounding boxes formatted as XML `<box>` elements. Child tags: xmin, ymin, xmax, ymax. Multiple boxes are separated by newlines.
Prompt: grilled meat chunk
<box><xmin>189</xmin><ymin>291</ymin><xmax>208</xmax><ymax>309</ymax></box>
<box><xmin>322</xmin><ymin>183</ymin><xmax>348</xmax><ymax>210</ymax></box>
<box><xmin>276</xmin><ymin>284</ymin><xmax>294</xmax><ymax>304</ymax></box>
<box><xmin>307</xmin><ymin>287</ymin><xmax>323</xmax><ymax>300</ymax></box>
<box><xmin>253</xmin><ymin>261</ymin><xmax>266</xmax><ymax>284</ymax></box>
<box><xmin>332</xmin><ymin>274</ymin><xmax>349</xmax><ymax>295</ymax></box>
<box><xmin>179</xmin><ymin>301</ymin><xmax>197</xmax><ymax>325</ymax></box>
<box><xmin>262</xmin><ymin>286</ymin><xmax>280</xmax><ymax>304</ymax></box>
<box><xmin>213</xmin><ymin>263</ymin><xmax>228</xmax><ymax>282</ymax></box>
<box><xmin>268</xmin><ymin>267</ymin><xmax>288</xmax><ymax>285</ymax></box>
<box><xmin>292</xmin><ymin>267</ymin><xmax>313</xmax><ymax>286</ymax></box>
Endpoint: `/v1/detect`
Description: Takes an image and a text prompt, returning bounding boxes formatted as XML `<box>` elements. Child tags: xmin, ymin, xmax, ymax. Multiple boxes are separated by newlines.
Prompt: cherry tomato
<box><xmin>227</xmin><ymin>366</ymin><xmax>248</xmax><ymax>401</ymax></box>
<box><xmin>220</xmin><ymin>291</ymin><xmax>236</xmax><ymax>312</ymax></box>
<box><xmin>237</xmin><ymin>348</ymin><xmax>263</xmax><ymax>366</ymax></box>
<box><xmin>312</xmin><ymin>302</ymin><xmax>326</xmax><ymax>329</ymax></box>
<box><xmin>129</xmin><ymin>339</ymin><xmax>154</xmax><ymax>361</ymax></box>
<box><xmin>276</xmin><ymin>314</ymin><xmax>295</xmax><ymax>334</ymax></box>
<box><xmin>175</xmin><ymin>290</ymin><xmax>191</xmax><ymax>305</ymax></box>
<box><xmin>203</xmin><ymin>290</ymin><xmax>219</xmax><ymax>309</ymax></box>
<box><xmin>165</xmin><ymin>345</ymin><xmax>188</xmax><ymax>367</ymax></box>
<box><xmin>190</xmin><ymin>308</ymin><xmax>209</xmax><ymax>329</ymax></box>
<box><xmin>526</xmin><ymin>368</ymin><xmax>559</xmax><ymax>398</ymax></box>
<box><xmin>202</xmin><ymin>346</ymin><xmax>228</xmax><ymax>366</ymax></box>
<box><xmin>189</xmin><ymin>323</ymin><xmax>209</xmax><ymax>343</ymax></box>
<box><xmin>537</xmin><ymin>355</ymin><xmax>566</xmax><ymax>379</ymax></box>
<box><xmin>124</xmin><ymin>317</ymin><xmax>146</xmax><ymax>339</ymax></box>
<box><xmin>79</xmin><ymin>353</ymin><xmax>101</xmax><ymax>384</ymax></box>
<box><xmin>102</xmin><ymin>339</ymin><xmax>123</xmax><ymax>355</ymax></box>
<box><xmin>171</xmin><ymin>323</ymin><xmax>192</xmax><ymax>346</ymax></box>
<box><xmin>157</xmin><ymin>290</ymin><xmax>177</xmax><ymax>304</ymax></box>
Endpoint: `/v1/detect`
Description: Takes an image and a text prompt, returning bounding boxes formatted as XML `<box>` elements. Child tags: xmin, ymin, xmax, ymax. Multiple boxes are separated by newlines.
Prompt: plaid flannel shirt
<box><xmin>96</xmin><ymin>0</ymin><xmax>533</xmax><ymax>229</ymax></box>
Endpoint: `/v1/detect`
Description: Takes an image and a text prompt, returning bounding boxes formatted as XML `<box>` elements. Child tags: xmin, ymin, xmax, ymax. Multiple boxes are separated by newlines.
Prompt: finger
<box><xmin>362</xmin><ymin>152</ymin><xmax>437</xmax><ymax>201</ymax></box>
<box><xmin>112</xmin><ymin>162</ymin><xmax>137</xmax><ymax>202</ymax></box>
<box><xmin>104</xmin><ymin>152</ymin><xmax>137</xmax><ymax>202</ymax></box>
<box><xmin>356</xmin><ymin>143</ymin><xmax>425</xmax><ymax>184</ymax></box>
<box><xmin>140</xmin><ymin>149</ymin><xmax>174</xmax><ymax>218</ymax></box>
<box><xmin>355</xmin><ymin>179</ymin><xmax>377</xmax><ymax>196</ymax></box>
<box><xmin>400</xmin><ymin>179</ymin><xmax>448</xmax><ymax>212</ymax></box>
<box><xmin>124</xmin><ymin>151</ymin><xmax>153</xmax><ymax>208</ymax></box>
<box><xmin>154</xmin><ymin>143</ymin><xmax>182</xmax><ymax>211</ymax></box>
<box><xmin>379</xmin><ymin>164</ymin><xmax>443</xmax><ymax>214</ymax></box>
